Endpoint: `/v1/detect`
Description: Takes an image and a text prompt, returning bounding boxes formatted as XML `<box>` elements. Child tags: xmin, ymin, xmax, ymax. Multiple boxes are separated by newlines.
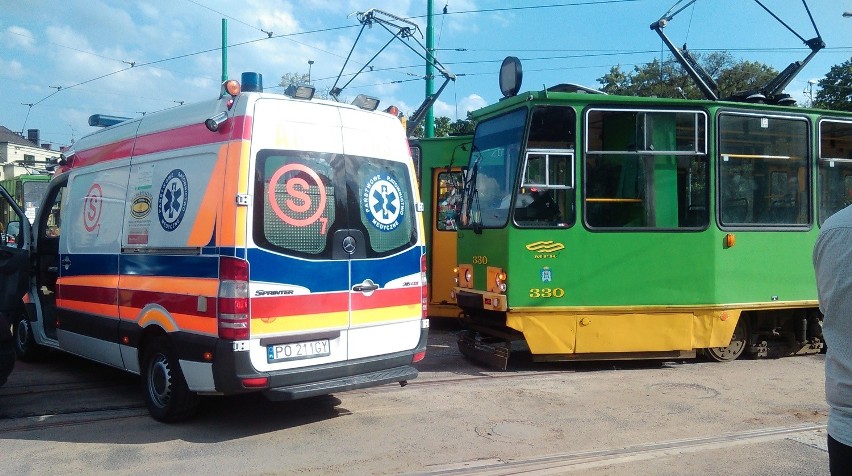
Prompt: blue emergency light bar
<box><xmin>88</xmin><ymin>114</ymin><xmax>132</xmax><ymax>127</ymax></box>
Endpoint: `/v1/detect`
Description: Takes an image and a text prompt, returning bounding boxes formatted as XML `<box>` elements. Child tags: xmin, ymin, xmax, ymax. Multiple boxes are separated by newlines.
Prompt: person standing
<box><xmin>814</xmin><ymin>204</ymin><xmax>852</xmax><ymax>474</ymax></box>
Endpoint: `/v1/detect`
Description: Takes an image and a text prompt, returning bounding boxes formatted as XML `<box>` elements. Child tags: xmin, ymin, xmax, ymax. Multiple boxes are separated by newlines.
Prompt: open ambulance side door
<box><xmin>0</xmin><ymin>185</ymin><xmax>31</xmax><ymax>386</ymax></box>
<box><xmin>0</xmin><ymin>185</ymin><xmax>32</xmax><ymax>309</ymax></box>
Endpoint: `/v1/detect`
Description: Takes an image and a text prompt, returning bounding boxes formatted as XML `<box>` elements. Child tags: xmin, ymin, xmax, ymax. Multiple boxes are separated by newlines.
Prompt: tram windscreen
<box><xmin>462</xmin><ymin>108</ymin><xmax>526</xmax><ymax>228</ymax></box>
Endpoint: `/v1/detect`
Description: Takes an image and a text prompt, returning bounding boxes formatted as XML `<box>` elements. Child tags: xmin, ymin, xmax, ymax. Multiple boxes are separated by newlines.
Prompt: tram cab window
<box><xmin>718</xmin><ymin>113</ymin><xmax>809</xmax><ymax>227</ymax></box>
<box><xmin>584</xmin><ymin>108</ymin><xmax>708</xmax><ymax>229</ymax></box>
<box><xmin>514</xmin><ymin>106</ymin><xmax>576</xmax><ymax>228</ymax></box>
<box><xmin>436</xmin><ymin>171</ymin><xmax>464</xmax><ymax>231</ymax></box>
<box><xmin>817</xmin><ymin>120</ymin><xmax>852</xmax><ymax>226</ymax></box>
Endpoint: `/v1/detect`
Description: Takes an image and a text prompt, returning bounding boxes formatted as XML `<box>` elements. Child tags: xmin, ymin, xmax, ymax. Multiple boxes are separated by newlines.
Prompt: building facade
<box><xmin>0</xmin><ymin>126</ymin><xmax>62</xmax><ymax>180</ymax></box>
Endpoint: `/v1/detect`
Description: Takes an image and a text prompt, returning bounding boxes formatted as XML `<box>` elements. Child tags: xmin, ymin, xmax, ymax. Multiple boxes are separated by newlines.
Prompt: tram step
<box><xmin>457</xmin><ymin>330</ymin><xmax>511</xmax><ymax>371</ymax></box>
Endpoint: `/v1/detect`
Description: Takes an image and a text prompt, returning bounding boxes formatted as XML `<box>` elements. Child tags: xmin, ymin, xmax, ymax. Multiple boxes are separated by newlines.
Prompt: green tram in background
<box><xmin>410</xmin><ymin>136</ymin><xmax>471</xmax><ymax>319</ymax></box>
<box><xmin>0</xmin><ymin>174</ymin><xmax>50</xmax><ymax>242</ymax></box>
<box><xmin>450</xmin><ymin>60</ymin><xmax>852</xmax><ymax>368</ymax></box>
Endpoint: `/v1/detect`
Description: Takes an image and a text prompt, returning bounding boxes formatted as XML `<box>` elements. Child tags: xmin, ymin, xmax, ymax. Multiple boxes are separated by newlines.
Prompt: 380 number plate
<box><xmin>267</xmin><ymin>339</ymin><xmax>330</xmax><ymax>363</ymax></box>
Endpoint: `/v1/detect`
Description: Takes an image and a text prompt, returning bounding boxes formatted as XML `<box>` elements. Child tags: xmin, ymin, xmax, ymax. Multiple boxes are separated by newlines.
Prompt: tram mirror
<box><xmin>499</xmin><ymin>56</ymin><xmax>523</xmax><ymax>98</ymax></box>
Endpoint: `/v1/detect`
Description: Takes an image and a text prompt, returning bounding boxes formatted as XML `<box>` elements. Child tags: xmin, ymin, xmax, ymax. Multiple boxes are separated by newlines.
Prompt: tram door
<box><xmin>430</xmin><ymin>167</ymin><xmax>463</xmax><ymax>317</ymax></box>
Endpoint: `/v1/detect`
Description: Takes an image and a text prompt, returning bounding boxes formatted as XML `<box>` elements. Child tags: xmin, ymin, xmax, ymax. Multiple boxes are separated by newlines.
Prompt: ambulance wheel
<box><xmin>14</xmin><ymin>315</ymin><xmax>48</xmax><ymax>362</ymax></box>
<box><xmin>141</xmin><ymin>337</ymin><xmax>199</xmax><ymax>422</ymax></box>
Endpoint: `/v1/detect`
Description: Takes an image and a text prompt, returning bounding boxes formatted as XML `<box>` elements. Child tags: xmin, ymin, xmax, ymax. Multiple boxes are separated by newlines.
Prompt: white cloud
<box><xmin>432</xmin><ymin>94</ymin><xmax>487</xmax><ymax>119</ymax></box>
<box><xmin>5</xmin><ymin>26</ymin><xmax>36</xmax><ymax>50</ymax></box>
<box><xmin>0</xmin><ymin>59</ymin><xmax>26</xmax><ymax>79</ymax></box>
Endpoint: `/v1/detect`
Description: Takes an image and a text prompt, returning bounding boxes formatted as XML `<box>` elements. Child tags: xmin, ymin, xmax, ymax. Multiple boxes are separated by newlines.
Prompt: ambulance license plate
<box><xmin>267</xmin><ymin>339</ymin><xmax>330</xmax><ymax>363</ymax></box>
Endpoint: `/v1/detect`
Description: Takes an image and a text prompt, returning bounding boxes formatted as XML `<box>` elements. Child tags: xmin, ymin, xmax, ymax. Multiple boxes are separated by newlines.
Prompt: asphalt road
<box><xmin>0</xmin><ymin>320</ymin><xmax>831</xmax><ymax>475</ymax></box>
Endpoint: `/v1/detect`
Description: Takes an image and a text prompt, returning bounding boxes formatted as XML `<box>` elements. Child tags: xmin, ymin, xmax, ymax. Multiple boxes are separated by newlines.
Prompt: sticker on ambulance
<box><xmin>158</xmin><ymin>169</ymin><xmax>188</xmax><ymax>232</ymax></box>
<box><xmin>131</xmin><ymin>192</ymin><xmax>153</xmax><ymax>219</ymax></box>
<box><xmin>363</xmin><ymin>174</ymin><xmax>405</xmax><ymax>232</ymax></box>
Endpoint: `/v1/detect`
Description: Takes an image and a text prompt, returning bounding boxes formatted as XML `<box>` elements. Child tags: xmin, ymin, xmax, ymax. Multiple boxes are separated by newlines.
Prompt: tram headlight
<box><xmin>455</xmin><ymin>265</ymin><xmax>474</xmax><ymax>289</ymax></box>
<box><xmin>496</xmin><ymin>271</ymin><xmax>508</xmax><ymax>293</ymax></box>
<box><xmin>487</xmin><ymin>267</ymin><xmax>508</xmax><ymax>294</ymax></box>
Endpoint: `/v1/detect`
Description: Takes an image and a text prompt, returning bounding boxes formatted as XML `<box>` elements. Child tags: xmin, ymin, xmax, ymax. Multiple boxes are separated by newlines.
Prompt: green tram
<box><xmin>409</xmin><ymin>136</ymin><xmax>471</xmax><ymax>318</ymax></box>
<box><xmin>451</xmin><ymin>67</ymin><xmax>852</xmax><ymax>368</ymax></box>
<box><xmin>0</xmin><ymin>174</ymin><xmax>50</xmax><ymax>242</ymax></box>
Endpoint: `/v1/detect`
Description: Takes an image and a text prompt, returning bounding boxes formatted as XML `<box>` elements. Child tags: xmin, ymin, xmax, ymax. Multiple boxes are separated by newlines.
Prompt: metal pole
<box><xmin>425</xmin><ymin>0</ymin><xmax>435</xmax><ymax>138</ymax></box>
<box><xmin>221</xmin><ymin>19</ymin><xmax>228</xmax><ymax>83</ymax></box>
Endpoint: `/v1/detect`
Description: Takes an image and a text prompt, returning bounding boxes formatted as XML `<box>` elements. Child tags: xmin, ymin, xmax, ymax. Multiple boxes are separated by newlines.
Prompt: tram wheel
<box><xmin>702</xmin><ymin>317</ymin><xmax>749</xmax><ymax>362</ymax></box>
<box><xmin>141</xmin><ymin>336</ymin><xmax>199</xmax><ymax>422</ymax></box>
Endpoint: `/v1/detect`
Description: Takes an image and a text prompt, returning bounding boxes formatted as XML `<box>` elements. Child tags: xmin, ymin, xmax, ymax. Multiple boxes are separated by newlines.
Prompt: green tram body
<box><xmin>410</xmin><ymin>136</ymin><xmax>471</xmax><ymax>319</ymax></box>
<box><xmin>0</xmin><ymin>174</ymin><xmax>50</xmax><ymax>231</ymax></box>
<box><xmin>452</xmin><ymin>89</ymin><xmax>852</xmax><ymax>365</ymax></box>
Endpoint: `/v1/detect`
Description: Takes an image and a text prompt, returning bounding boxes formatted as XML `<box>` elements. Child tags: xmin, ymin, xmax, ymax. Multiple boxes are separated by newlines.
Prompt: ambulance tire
<box><xmin>141</xmin><ymin>336</ymin><xmax>200</xmax><ymax>422</ymax></box>
<box><xmin>14</xmin><ymin>314</ymin><xmax>48</xmax><ymax>362</ymax></box>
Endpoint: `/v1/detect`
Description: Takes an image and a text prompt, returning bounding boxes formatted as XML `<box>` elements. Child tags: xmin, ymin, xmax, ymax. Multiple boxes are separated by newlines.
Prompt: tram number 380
<box><xmin>529</xmin><ymin>288</ymin><xmax>565</xmax><ymax>298</ymax></box>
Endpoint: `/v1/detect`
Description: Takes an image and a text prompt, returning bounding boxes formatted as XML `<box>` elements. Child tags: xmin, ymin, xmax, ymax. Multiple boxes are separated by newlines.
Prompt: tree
<box><xmin>278</xmin><ymin>71</ymin><xmax>334</xmax><ymax>100</ymax></box>
<box><xmin>814</xmin><ymin>57</ymin><xmax>852</xmax><ymax>112</ymax></box>
<box><xmin>597</xmin><ymin>52</ymin><xmax>778</xmax><ymax>100</ymax></box>
<box><xmin>279</xmin><ymin>72</ymin><xmax>310</xmax><ymax>87</ymax></box>
<box><xmin>408</xmin><ymin>112</ymin><xmax>476</xmax><ymax>139</ymax></box>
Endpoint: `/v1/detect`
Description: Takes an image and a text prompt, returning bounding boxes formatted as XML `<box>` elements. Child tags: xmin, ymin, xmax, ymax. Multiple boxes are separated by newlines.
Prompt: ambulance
<box><xmin>0</xmin><ymin>73</ymin><xmax>429</xmax><ymax>421</ymax></box>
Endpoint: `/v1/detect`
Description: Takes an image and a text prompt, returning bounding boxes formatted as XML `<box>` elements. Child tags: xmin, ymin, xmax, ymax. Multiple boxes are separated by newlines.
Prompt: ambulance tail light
<box><xmin>421</xmin><ymin>253</ymin><xmax>428</xmax><ymax>319</ymax></box>
<box><xmin>218</xmin><ymin>257</ymin><xmax>250</xmax><ymax>340</ymax></box>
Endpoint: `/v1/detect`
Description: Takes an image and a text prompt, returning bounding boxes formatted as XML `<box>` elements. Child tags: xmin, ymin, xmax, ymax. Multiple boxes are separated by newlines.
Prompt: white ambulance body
<box><xmin>0</xmin><ymin>75</ymin><xmax>429</xmax><ymax>421</ymax></box>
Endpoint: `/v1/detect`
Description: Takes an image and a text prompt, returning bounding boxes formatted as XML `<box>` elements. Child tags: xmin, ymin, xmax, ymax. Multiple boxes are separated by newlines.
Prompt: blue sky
<box><xmin>2</xmin><ymin>0</ymin><xmax>850</xmax><ymax>149</ymax></box>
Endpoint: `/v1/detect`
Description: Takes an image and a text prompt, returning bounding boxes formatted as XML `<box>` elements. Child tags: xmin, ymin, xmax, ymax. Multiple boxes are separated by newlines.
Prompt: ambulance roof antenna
<box><xmin>330</xmin><ymin>8</ymin><xmax>456</xmax><ymax>136</ymax></box>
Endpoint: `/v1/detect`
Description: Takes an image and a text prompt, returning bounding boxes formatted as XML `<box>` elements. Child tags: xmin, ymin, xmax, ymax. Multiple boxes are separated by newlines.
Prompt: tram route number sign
<box><xmin>267</xmin><ymin>338</ymin><xmax>330</xmax><ymax>363</ymax></box>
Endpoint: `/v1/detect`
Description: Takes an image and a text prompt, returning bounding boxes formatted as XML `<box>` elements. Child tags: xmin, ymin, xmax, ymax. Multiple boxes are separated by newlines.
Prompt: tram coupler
<box><xmin>458</xmin><ymin>330</ymin><xmax>511</xmax><ymax>370</ymax></box>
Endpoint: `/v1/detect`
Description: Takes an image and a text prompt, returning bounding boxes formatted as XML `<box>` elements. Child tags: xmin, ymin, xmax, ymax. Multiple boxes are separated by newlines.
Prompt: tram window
<box><xmin>818</xmin><ymin>120</ymin><xmax>852</xmax><ymax>225</ymax></box>
<box><xmin>409</xmin><ymin>145</ymin><xmax>422</xmax><ymax>190</ymax></box>
<box><xmin>718</xmin><ymin>114</ymin><xmax>809</xmax><ymax>227</ymax></box>
<box><xmin>584</xmin><ymin>108</ymin><xmax>708</xmax><ymax>229</ymax></box>
<box><xmin>436</xmin><ymin>171</ymin><xmax>463</xmax><ymax>231</ymax></box>
<box><xmin>515</xmin><ymin>151</ymin><xmax>575</xmax><ymax>227</ymax></box>
<box><xmin>511</xmin><ymin>106</ymin><xmax>577</xmax><ymax>228</ymax></box>
<box><xmin>527</xmin><ymin>106</ymin><xmax>575</xmax><ymax>149</ymax></box>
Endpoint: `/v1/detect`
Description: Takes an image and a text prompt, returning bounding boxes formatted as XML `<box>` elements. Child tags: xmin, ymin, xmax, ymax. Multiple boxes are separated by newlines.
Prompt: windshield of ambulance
<box><xmin>461</xmin><ymin>108</ymin><xmax>527</xmax><ymax>228</ymax></box>
<box><xmin>254</xmin><ymin>150</ymin><xmax>417</xmax><ymax>259</ymax></box>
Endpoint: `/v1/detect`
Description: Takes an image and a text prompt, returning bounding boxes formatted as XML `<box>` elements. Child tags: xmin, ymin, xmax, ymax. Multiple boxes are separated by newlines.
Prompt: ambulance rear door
<box><xmin>339</xmin><ymin>107</ymin><xmax>423</xmax><ymax>360</ymax></box>
<box><xmin>247</xmin><ymin>98</ymin><xmax>422</xmax><ymax>370</ymax></box>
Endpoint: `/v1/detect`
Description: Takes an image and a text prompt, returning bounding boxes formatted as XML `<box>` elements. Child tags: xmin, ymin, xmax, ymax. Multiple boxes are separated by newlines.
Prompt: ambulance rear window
<box><xmin>254</xmin><ymin>150</ymin><xmax>417</xmax><ymax>259</ymax></box>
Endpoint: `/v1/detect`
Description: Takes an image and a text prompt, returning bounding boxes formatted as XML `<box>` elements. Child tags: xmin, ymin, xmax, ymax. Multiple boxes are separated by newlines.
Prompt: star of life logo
<box><xmin>363</xmin><ymin>174</ymin><xmax>405</xmax><ymax>232</ymax></box>
<box><xmin>158</xmin><ymin>169</ymin><xmax>188</xmax><ymax>232</ymax></box>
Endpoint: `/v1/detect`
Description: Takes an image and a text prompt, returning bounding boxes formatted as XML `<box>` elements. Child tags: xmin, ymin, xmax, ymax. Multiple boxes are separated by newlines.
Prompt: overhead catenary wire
<box><xmin>15</xmin><ymin>0</ymin><xmax>843</xmax><ymax>139</ymax></box>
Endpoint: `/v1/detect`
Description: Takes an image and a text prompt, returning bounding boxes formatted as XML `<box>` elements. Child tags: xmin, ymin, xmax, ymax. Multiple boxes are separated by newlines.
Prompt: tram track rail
<box><xmin>414</xmin><ymin>423</ymin><xmax>828</xmax><ymax>475</ymax></box>
<box><xmin>0</xmin><ymin>375</ymin><xmax>145</xmax><ymax>431</ymax></box>
<box><xmin>0</xmin><ymin>406</ymin><xmax>148</xmax><ymax>433</ymax></box>
<box><xmin>0</xmin><ymin>377</ymin><xmax>135</xmax><ymax>397</ymax></box>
